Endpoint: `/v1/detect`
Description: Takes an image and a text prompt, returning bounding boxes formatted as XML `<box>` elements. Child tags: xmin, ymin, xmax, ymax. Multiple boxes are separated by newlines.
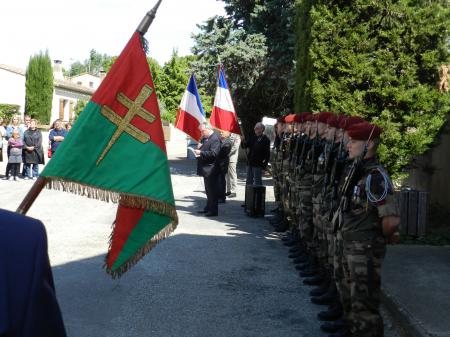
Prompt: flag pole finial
<box><xmin>136</xmin><ymin>0</ymin><xmax>163</xmax><ymax>35</ymax></box>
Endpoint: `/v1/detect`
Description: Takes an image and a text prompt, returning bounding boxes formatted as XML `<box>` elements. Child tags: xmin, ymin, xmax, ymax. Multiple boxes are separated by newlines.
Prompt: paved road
<box><xmin>0</xmin><ymin>158</ymin><xmax>401</xmax><ymax>337</ymax></box>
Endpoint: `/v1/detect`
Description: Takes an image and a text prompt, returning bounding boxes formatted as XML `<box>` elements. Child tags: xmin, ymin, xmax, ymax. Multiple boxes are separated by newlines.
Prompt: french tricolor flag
<box><xmin>175</xmin><ymin>74</ymin><xmax>206</xmax><ymax>141</ymax></box>
<box><xmin>210</xmin><ymin>66</ymin><xmax>241</xmax><ymax>135</ymax></box>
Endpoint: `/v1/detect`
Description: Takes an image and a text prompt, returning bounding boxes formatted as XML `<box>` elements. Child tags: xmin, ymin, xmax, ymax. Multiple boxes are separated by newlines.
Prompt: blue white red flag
<box><xmin>175</xmin><ymin>74</ymin><xmax>206</xmax><ymax>141</ymax></box>
<box><xmin>210</xmin><ymin>66</ymin><xmax>241</xmax><ymax>135</ymax></box>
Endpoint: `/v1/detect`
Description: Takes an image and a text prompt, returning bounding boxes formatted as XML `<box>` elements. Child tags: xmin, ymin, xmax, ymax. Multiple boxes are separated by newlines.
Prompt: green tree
<box><xmin>191</xmin><ymin>1</ymin><xmax>295</xmax><ymax>134</ymax></box>
<box><xmin>190</xmin><ymin>16</ymin><xmax>268</xmax><ymax>131</ymax></box>
<box><xmin>156</xmin><ymin>52</ymin><xmax>213</xmax><ymax>123</ymax></box>
<box><xmin>0</xmin><ymin>104</ymin><xmax>20</xmax><ymax>123</ymax></box>
<box><xmin>294</xmin><ymin>0</ymin><xmax>450</xmax><ymax>177</ymax></box>
<box><xmin>68</xmin><ymin>49</ymin><xmax>116</xmax><ymax>77</ymax></box>
<box><xmin>25</xmin><ymin>51</ymin><xmax>54</xmax><ymax>124</ymax></box>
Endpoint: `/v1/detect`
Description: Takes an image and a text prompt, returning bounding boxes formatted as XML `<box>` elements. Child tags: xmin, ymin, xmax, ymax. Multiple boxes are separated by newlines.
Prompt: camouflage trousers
<box><xmin>312</xmin><ymin>196</ymin><xmax>329</xmax><ymax>265</ymax></box>
<box><xmin>335</xmin><ymin>233</ymin><xmax>386</xmax><ymax>337</ymax></box>
<box><xmin>298</xmin><ymin>184</ymin><xmax>313</xmax><ymax>247</ymax></box>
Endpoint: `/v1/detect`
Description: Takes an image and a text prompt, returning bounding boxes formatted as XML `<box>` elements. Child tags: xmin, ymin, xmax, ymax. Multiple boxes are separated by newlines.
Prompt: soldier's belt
<box><xmin>341</xmin><ymin>230</ymin><xmax>382</xmax><ymax>242</ymax></box>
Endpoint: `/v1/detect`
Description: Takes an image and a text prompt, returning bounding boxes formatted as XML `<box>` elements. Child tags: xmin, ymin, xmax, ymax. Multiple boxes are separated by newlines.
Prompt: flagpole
<box><xmin>16</xmin><ymin>1</ymin><xmax>164</xmax><ymax>215</ymax></box>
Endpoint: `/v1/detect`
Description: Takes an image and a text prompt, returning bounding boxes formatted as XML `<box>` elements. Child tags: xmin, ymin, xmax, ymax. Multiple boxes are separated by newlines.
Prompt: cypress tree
<box><xmin>25</xmin><ymin>51</ymin><xmax>54</xmax><ymax>124</ymax></box>
<box><xmin>295</xmin><ymin>0</ymin><xmax>450</xmax><ymax>177</ymax></box>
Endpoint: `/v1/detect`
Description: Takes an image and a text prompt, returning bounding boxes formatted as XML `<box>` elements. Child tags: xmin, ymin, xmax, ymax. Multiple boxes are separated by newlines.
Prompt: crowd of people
<box><xmin>269</xmin><ymin>112</ymin><xmax>400</xmax><ymax>337</ymax></box>
<box><xmin>0</xmin><ymin>115</ymin><xmax>70</xmax><ymax>181</ymax></box>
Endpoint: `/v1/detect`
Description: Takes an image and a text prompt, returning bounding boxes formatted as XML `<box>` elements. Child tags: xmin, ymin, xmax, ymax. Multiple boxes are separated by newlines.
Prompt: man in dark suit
<box><xmin>217</xmin><ymin>130</ymin><xmax>232</xmax><ymax>203</ymax></box>
<box><xmin>0</xmin><ymin>208</ymin><xmax>67</xmax><ymax>337</ymax></box>
<box><xmin>241</xmin><ymin>122</ymin><xmax>271</xmax><ymax>185</ymax></box>
<box><xmin>194</xmin><ymin>123</ymin><xmax>221</xmax><ymax>217</ymax></box>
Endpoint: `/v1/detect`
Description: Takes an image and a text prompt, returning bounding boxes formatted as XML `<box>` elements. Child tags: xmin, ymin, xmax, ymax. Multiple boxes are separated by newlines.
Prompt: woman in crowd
<box><xmin>0</xmin><ymin>117</ymin><xmax>6</xmax><ymax>162</ymax></box>
<box><xmin>49</xmin><ymin>119</ymin><xmax>68</xmax><ymax>156</ymax></box>
<box><xmin>3</xmin><ymin>115</ymin><xmax>25</xmax><ymax>179</ymax></box>
<box><xmin>7</xmin><ymin>129</ymin><xmax>23</xmax><ymax>181</ymax></box>
<box><xmin>23</xmin><ymin>119</ymin><xmax>44</xmax><ymax>179</ymax></box>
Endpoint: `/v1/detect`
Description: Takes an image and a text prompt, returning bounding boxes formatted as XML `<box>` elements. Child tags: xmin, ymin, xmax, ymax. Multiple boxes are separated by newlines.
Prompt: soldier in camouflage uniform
<box><xmin>329</xmin><ymin>122</ymin><xmax>400</xmax><ymax>337</ymax></box>
<box><xmin>295</xmin><ymin>113</ymin><xmax>319</xmax><ymax>277</ymax></box>
<box><xmin>271</xmin><ymin>117</ymin><xmax>286</xmax><ymax>213</ymax></box>
<box><xmin>309</xmin><ymin>112</ymin><xmax>336</xmax><ymax>287</ymax></box>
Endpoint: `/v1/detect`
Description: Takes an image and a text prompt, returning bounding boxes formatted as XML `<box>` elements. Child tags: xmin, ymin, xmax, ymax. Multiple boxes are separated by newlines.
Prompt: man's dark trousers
<box><xmin>204</xmin><ymin>172</ymin><xmax>220</xmax><ymax>214</ymax></box>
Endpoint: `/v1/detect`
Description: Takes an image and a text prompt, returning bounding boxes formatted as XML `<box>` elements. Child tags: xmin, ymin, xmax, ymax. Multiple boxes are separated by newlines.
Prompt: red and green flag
<box><xmin>40</xmin><ymin>31</ymin><xmax>178</xmax><ymax>277</ymax></box>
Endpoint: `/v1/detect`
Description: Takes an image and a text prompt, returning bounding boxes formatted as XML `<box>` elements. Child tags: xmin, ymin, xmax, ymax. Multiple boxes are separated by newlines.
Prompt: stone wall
<box><xmin>406</xmin><ymin>121</ymin><xmax>450</xmax><ymax>212</ymax></box>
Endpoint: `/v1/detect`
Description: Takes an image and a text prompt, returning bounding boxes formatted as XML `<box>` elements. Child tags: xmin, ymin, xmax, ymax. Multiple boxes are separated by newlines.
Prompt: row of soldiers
<box><xmin>270</xmin><ymin>112</ymin><xmax>400</xmax><ymax>337</ymax></box>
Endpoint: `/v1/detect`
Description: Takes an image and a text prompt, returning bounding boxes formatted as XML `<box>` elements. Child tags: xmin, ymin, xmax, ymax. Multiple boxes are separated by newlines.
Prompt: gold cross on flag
<box><xmin>96</xmin><ymin>84</ymin><xmax>156</xmax><ymax>165</ymax></box>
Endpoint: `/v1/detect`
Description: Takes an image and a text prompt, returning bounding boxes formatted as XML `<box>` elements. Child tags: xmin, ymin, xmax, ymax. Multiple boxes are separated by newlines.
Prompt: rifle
<box><xmin>332</xmin><ymin>126</ymin><xmax>376</xmax><ymax>232</ymax></box>
<box><xmin>326</xmin><ymin>141</ymin><xmax>345</xmax><ymax>218</ymax></box>
<box><xmin>321</xmin><ymin>132</ymin><xmax>337</xmax><ymax>199</ymax></box>
<box><xmin>311</xmin><ymin>121</ymin><xmax>321</xmax><ymax>175</ymax></box>
<box><xmin>296</xmin><ymin>130</ymin><xmax>311</xmax><ymax>177</ymax></box>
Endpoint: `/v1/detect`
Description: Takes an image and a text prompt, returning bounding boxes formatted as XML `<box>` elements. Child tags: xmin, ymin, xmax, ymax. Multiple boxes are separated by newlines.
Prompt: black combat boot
<box><xmin>309</xmin><ymin>278</ymin><xmax>330</xmax><ymax>297</ymax></box>
<box><xmin>269</xmin><ymin>214</ymin><xmax>283</xmax><ymax>224</ymax></box>
<box><xmin>318</xmin><ymin>302</ymin><xmax>343</xmax><ymax>321</ymax></box>
<box><xmin>274</xmin><ymin>219</ymin><xmax>289</xmax><ymax>232</ymax></box>
<box><xmin>320</xmin><ymin>319</ymin><xmax>346</xmax><ymax>333</ymax></box>
<box><xmin>328</xmin><ymin>329</ymin><xmax>351</xmax><ymax>337</ymax></box>
<box><xmin>303</xmin><ymin>274</ymin><xmax>324</xmax><ymax>285</ymax></box>
<box><xmin>293</xmin><ymin>254</ymin><xmax>309</xmax><ymax>264</ymax></box>
<box><xmin>311</xmin><ymin>281</ymin><xmax>337</xmax><ymax>305</ymax></box>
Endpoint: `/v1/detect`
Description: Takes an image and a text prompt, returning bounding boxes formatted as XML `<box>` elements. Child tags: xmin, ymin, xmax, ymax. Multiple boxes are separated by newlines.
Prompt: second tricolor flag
<box><xmin>210</xmin><ymin>66</ymin><xmax>241</xmax><ymax>135</ymax></box>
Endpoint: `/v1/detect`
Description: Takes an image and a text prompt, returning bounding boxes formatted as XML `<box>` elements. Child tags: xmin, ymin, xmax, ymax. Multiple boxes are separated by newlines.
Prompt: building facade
<box><xmin>0</xmin><ymin>61</ymin><xmax>100</xmax><ymax>124</ymax></box>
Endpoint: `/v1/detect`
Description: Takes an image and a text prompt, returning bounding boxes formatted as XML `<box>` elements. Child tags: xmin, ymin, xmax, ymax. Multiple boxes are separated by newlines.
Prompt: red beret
<box><xmin>340</xmin><ymin>116</ymin><xmax>365</xmax><ymax>130</ymax></box>
<box><xmin>336</xmin><ymin>115</ymin><xmax>347</xmax><ymax>128</ymax></box>
<box><xmin>284</xmin><ymin>114</ymin><xmax>296</xmax><ymax>123</ymax></box>
<box><xmin>294</xmin><ymin>112</ymin><xmax>311</xmax><ymax>123</ymax></box>
<box><xmin>317</xmin><ymin>112</ymin><xmax>336</xmax><ymax>124</ymax></box>
<box><xmin>304</xmin><ymin>113</ymin><xmax>315</xmax><ymax>122</ymax></box>
<box><xmin>326</xmin><ymin>115</ymin><xmax>339</xmax><ymax>128</ymax></box>
<box><xmin>347</xmin><ymin>122</ymin><xmax>382</xmax><ymax>141</ymax></box>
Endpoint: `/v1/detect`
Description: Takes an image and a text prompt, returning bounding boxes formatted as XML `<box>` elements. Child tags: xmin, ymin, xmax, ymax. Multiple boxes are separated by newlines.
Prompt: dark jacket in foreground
<box><xmin>241</xmin><ymin>134</ymin><xmax>271</xmax><ymax>169</ymax></box>
<box><xmin>0</xmin><ymin>209</ymin><xmax>66</xmax><ymax>337</ymax></box>
<box><xmin>196</xmin><ymin>132</ymin><xmax>221</xmax><ymax>177</ymax></box>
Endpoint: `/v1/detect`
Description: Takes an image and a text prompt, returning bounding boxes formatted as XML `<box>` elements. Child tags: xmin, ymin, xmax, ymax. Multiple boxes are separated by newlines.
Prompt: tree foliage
<box><xmin>68</xmin><ymin>49</ymin><xmax>116</xmax><ymax>77</ymax></box>
<box><xmin>190</xmin><ymin>0</ymin><xmax>295</xmax><ymax>134</ymax></box>
<box><xmin>294</xmin><ymin>0</ymin><xmax>450</xmax><ymax>177</ymax></box>
<box><xmin>190</xmin><ymin>16</ymin><xmax>268</xmax><ymax>132</ymax></box>
<box><xmin>0</xmin><ymin>104</ymin><xmax>20</xmax><ymax>123</ymax></box>
<box><xmin>25</xmin><ymin>51</ymin><xmax>54</xmax><ymax>124</ymax></box>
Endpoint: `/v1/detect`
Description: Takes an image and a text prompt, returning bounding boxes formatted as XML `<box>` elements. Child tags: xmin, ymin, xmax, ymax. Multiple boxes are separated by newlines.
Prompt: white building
<box><xmin>0</xmin><ymin>64</ymin><xmax>26</xmax><ymax>114</ymax></box>
<box><xmin>70</xmin><ymin>72</ymin><xmax>103</xmax><ymax>90</ymax></box>
<box><xmin>0</xmin><ymin>60</ymin><xmax>101</xmax><ymax>124</ymax></box>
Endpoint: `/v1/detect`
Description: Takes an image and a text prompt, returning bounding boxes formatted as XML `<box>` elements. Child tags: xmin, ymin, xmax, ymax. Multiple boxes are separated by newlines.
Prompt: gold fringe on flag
<box><xmin>104</xmin><ymin>216</ymin><xmax>178</xmax><ymax>279</ymax></box>
<box><xmin>45</xmin><ymin>177</ymin><xmax>179</xmax><ymax>278</ymax></box>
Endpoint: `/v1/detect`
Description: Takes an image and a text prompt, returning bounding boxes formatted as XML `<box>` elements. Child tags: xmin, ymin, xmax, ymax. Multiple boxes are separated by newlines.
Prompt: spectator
<box><xmin>241</xmin><ymin>122</ymin><xmax>271</xmax><ymax>185</ymax></box>
<box><xmin>49</xmin><ymin>120</ymin><xmax>68</xmax><ymax>156</ymax></box>
<box><xmin>23</xmin><ymin>119</ymin><xmax>44</xmax><ymax>180</ymax></box>
<box><xmin>225</xmin><ymin>133</ymin><xmax>241</xmax><ymax>198</ymax></box>
<box><xmin>217</xmin><ymin>130</ymin><xmax>232</xmax><ymax>203</ymax></box>
<box><xmin>194</xmin><ymin>123</ymin><xmax>221</xmax><ymax>217</ymax></box>
<box><xmin>0</xmin><ymin>117</ymin><xmax>5</xmax><ymax>163</ymax></box>
<box><xmin>21</xmin><ymin>114</ymin><xmax>31</xmax><ymax>131</ymax></box>
<box><xmin>65</xmin><ymin>122</ymin><xmax>72</xmax><ymax>131</ymax></box>
<box><xmin>20</xmin><ymin>115</ymin><xmax>32</xmax><ymax>177</ymax></box>
<box><xmin>7</xmin><ymin>129</ymin><xmax>23</xmax><ymax>181</ymax></box>
<box><xmin>4</xmin><ymin>115</ymin><xmax>25</xmax><ymax>179</ymax></box>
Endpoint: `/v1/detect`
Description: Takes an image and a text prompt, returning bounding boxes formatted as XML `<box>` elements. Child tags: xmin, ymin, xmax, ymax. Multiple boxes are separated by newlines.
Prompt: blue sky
<box><xmin>0</xmin><ymin>0</ymin><xmax>225</xmax><ymax>69</ymax></box>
